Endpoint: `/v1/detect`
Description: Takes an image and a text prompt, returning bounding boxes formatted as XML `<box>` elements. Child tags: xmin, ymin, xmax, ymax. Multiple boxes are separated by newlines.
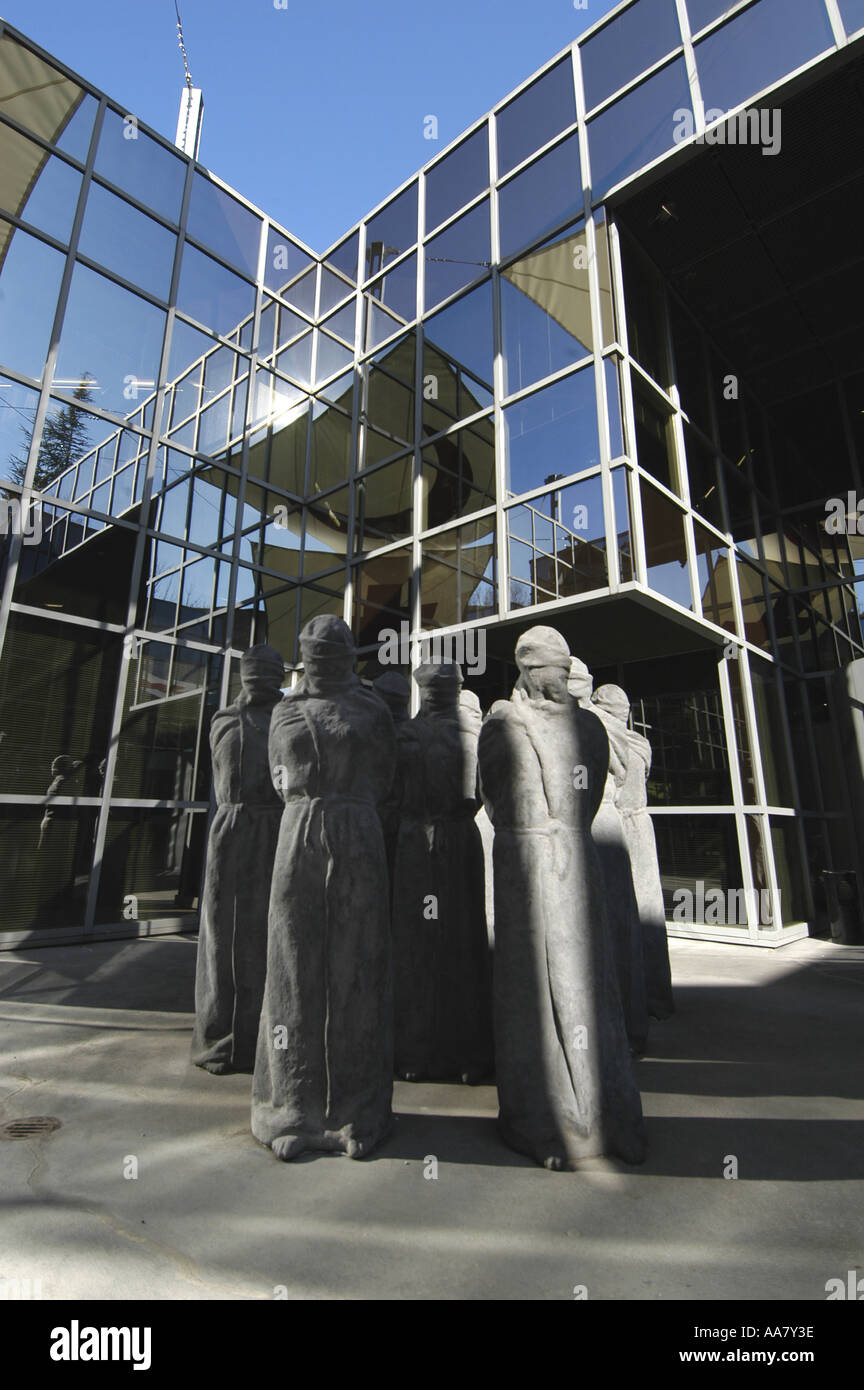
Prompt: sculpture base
<box><xmin>252</xmin><ymin>1115</ymin><xmax>393</xmax><ymax>1162</ymax></box>
<box><xmin>498</xmin><ymin>1115</ymin><xmax>647</xmax><ymax>1171</ymax></box>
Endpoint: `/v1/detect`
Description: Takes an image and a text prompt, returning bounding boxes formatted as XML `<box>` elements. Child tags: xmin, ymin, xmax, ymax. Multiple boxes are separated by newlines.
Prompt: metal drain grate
<box><xmin>0</xmin><ymin>1116</ymin><xmax>62</xmax><ymax>1140</ymax></box>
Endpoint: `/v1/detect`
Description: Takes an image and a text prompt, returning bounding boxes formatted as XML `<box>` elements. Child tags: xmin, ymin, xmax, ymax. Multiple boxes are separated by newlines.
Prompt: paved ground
<box><xmin>0</xmin><ymin>934</ymin><xmax>862</xmax><ymax>1301</ymax></box>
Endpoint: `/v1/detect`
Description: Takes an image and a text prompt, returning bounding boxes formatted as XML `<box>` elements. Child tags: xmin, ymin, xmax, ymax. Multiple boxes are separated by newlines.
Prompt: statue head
<box><xmin>592</xmin><ymin>684</ymin><xmax>630</xmax><ymax>724</ymax></box>
<box><xmin>239</xmin><ymin>644</ymin><xmax>285</xmax><ymax>706</ymax></box>
<box><xmin>373</xmin><ymin>671</ymin><xmax>411</xmax><ymax>722</ymax></box>
<box><xmin>567</xmin><ymin>656</ymin><xmax>594</xmax><ymax>707</ymax></box>
<box><xmin>414</xmin><ymin>661</ymin><xmax>462</xmax><ymax>715</ymax></box>
<box><xmin>514</xmin><ymin>626</ymin><xmax>571</xmax><ymax>703</ymax></box>
<box><xmin>460</xmin><ymin>689</ymin><xmax>482</xmax><ymax>714</ymax></box>
<box><xmin>299</xmin><ymin>615</ymin><xmax>355</xmax><ymax>693</ymax></box>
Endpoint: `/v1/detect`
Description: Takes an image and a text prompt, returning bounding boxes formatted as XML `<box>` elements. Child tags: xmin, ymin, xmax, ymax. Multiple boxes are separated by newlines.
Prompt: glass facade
<box><xmin>0</xmin><ymin>5</ymin><xmax>862</xmax><ymax>946</ymax></box>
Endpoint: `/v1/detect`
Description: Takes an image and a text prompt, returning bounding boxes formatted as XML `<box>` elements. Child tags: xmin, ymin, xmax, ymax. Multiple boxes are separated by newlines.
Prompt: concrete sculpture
<box><xmin>478</xmin><ymin>626</ymin><xmax>645</xmax><ymax>1169</ymax></box>
<box><xmin>191</xmin><ymin>644</ymin><xmax>285</xmax><ymax>1074</ymax></box>
<box><xmin>252</xmin><ymin>615</ymin><xmax>396</xmax><ymax>1160</ymax></box>
<box><xmin>593</xmin><ymin>684</ymin><xmax>674</xmax><ymax>1020</ymax></box>
<box><xmin>392</xmin><ymin>662</ymin><xmax>493</xmax><ymax>1083</ymax></box>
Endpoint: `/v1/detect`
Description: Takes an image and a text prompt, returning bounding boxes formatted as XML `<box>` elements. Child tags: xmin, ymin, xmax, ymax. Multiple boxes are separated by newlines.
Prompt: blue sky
<box><xmin>1</xmin><ymin>0</ymin><xmax>621</xmax><ymax>254</ymax></box>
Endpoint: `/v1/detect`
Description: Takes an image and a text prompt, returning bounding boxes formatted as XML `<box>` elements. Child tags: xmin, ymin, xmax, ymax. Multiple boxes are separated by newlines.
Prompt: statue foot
<box><xmin>198</xmin><ymin>1059</ymin><xmax>232</xmax><ymax>1075</ymax></box>
<box><xmin>542</xmin><ymin>1153</ymin><xmax>566</xmax><ymax>1172</ymax></box>
<box><xmin>271</xmin><ymin>1133</ymin><xmax>307</xmax><ymax>1162</ymax></box>
<box><xmin>345</xmin><ymin>1137</ymin><xmax>366</xmax><ymax>1160</ymax></box>
<box><xmin>398</xmin><ymin>1070</ymin><xmax>423</xmax><ymax>1083</ymax></box>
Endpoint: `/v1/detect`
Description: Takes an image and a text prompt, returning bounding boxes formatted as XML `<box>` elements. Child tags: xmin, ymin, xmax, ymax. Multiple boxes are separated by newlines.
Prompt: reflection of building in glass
<box><xmin>1</xmin><ymin>2</ymin><xmax>863</xmax><ymax>947</ymax></box>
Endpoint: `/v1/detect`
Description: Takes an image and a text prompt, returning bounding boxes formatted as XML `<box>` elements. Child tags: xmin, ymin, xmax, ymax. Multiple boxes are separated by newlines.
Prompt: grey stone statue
<box><xmin>252</xmin><ymin>615</ymin><xmax>397</xmax><ymax>1161</ymax></box>
<box><xmin>191</xmin><ymin>644</ymin><xmax>284</xmax><ymax>1074</ymax></box>
<box><xmin>570</xmin><ymin>658</ymin><xmax>649</xmax><ymax>1054</ymax></box>
<box><xmin>478</xmin><ymin>626</ymin><xmax>645</xmax><ymax>1169</ymax></box>
<box><xmin>372</xmin><ymin>672</ymin><xmax>417</xmax><ymax>883</ymax></box>
<box><xmin>593</xmin><ymin>684</ymin><xmax>674</xmax><ymax>1020</ymax></box>
<box><xmin>392</xmin><ymin>662</ymin><xmax>493</xmax><ymax>1083</ymax></box>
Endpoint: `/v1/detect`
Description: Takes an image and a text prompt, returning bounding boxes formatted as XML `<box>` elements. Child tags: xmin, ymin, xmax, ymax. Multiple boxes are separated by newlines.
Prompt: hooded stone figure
<box><xmin>191</xmin><ymin>644</ymin><xmax>285</xmax><ymax>1074</ymax></box>
<box><xmin>593</xmin><ymin>684</ymin><xmax>674</xmax><ymax>1020</ymax></box>
<box><xmin>391</xmin><ymin>661</ymin><xmax>493</xmax><ymax>1084</ymax></box>
<box><xmin>570</xmin><ymin>658</ymin><xmax>649</xmax><ymax>1055</ymax></box>
<box><xmin>372</xmin><ymin>672</ymin><xmax>420</xmax><ymax>885</ymax></box>
<box><xmin>478</xmin><ymin>626</ymin><xmax>645</xmax><ymax>1169</ymax></box>
<box><xmin>251</xmin><ymin>615</ymin><xmax>397</xmax><ymax>1161</ymax></box>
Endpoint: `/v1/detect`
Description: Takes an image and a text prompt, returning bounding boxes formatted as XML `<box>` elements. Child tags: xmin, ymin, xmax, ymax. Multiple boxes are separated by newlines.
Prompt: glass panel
<box><xmin>698</xmin><ymin>0</ymin><xmax>835</xmax><ymax>114</ymax></box>
<box><xmin>425</xmin><ymin>202</ymin><xmax>490</xmax><ymax>310</ymax></box>
<box><xmin>326</xmin><ymin>231</ymin><xmax>359</xmax><ymax>282</ymax></box>
<box><xmin>770</xmin><ymin>817</ymin><xmax>808</xmax><ymax>922</ymax></box>
<box><xmin>652</xmin><ymin>814</ymin><xmax>743</xmax><ymax>922</ymax></box>
<box><xmin>94</xmin><ymin>108</ymin><xmax>186</xmax><ymax>222</ymax></box>
<box><xmin>0</xmin><ymin>127</ymin><xmax>81</xmax><ymax>242</ymax></box>
<box><xmin>425</xmin><ymin>125</ymin><xmax>489</xmax><ymax>233</ymax></box>
<box><xmin>683</xmin><ymin>422</ymin><xmax>723</xmax><ymax>529</ymax></box>
<box><xmin>421</xmin><ymin>515</ymin><xmax>496</xmax><ymax>627</ymax></box>
<box><xmin>264</xmin><ymin>227</ymin><xmax>313</xmax><ymax>295</ymax></box>
<box><xmin>186</xmin><ymin>173</ymin><xmax>261</xmax><ymax>276</ymax></box>
<box><xmin>315</xmin><ymin>331</ymin><xmax>353</xmax><ymax>385</ymax></box>
<box><xmin>498</xmin><ymin>137</ymin><xmax>582</xmax><ymax>260</ymax></box>
<box><xmin>366</xmin><ymin>253</ymin><xmax>417</xmax><ymax>322</ymax></box>
<box><xmin>588</xmin><ymin>58</ymin><xmax>692</xmax><ymax>197</ymax></box>
<box><xmin>738</xmin><ymin>559</ymin><xmax>772</xmax><ymax>650</ymax></box>
<box><xmin>363</xmin><ymin>301</ymin><xmax>404</xmax><ymax>353</ymax></box>
<box><xmin>633</xmin><ymin>682</ymin><xmax>732</xmax><ymax>804</ymax></box>
<box><xmin>501</xmin><ymin>224</ymin><xmax>593</xmax><ymax>396</ymax></box>
<box><xmin>420</xmin><ymin>419</ymin><xmax>496</xmax><ymax>529</ymax></box>
<box><xmin>750</xmin><ymin>667</ymin><xmax>795</xmax><ymax>805</ymax></box>
<box><xmin>365</xmin><ymin>182</ymin><xmax>418</xmax><ymax>278</ymax></box>
<box><xmin>582</xmin><ymin>0</ymin><xmax>682</xmax><ymax>111</ymax></box>
<box><xmin>232</xmin><ymin>577</ymin><xmax>302</xmax><ymax>659</ymax></box>
<box><xmin>247</xmin><ymin>399</ymin><xmax>308</xmax><ymax>494</ymax></box>
<box><xmin>508</xmin><ymin>473</ymin><xmax>609</xmax><ymax>608</ymax></box>
<box><xmin>839</xmin><ymin>0</ymin><xmax>864</xmax><ymax>33</ymax></box>
<box><xmin>621</xmin><ymin>238</ymin><xmax>669</xmax><ymax>386</ymax></box>
<box><xmin>0</xmin><ymin>611</ymin><xmax>122</xmax><ymax>795</ymax></box>
<box><xmin>176</xmin><ymin>242</ymin><xmax>255</xmax><ymax>339</ymax></box>
<box><xmin>304</xmin><ymin>486</ymin><xmax>350</xmax><ymax>568</ymax></box>
<box><xmin>423</xmin><ymin>280</ymin><xmax>494</xmax><ymax>426</ymax></box>
<box><xmin>0</xmin><ymin>805</ymin><xmax>96</xmax><ymax>932</ymax></box>
<box><xmin>79</xmin><ymin>182</ymin><xmax>176</xmax><ymax>299</ymax></box>
<box><xmin>693</xmin><ymin>521</ymin><xmax>734</xmax><ymax>630</ymax></box>
<box><xmin>319</xmin><ymin>265</ymin><xmax>354</xmax><ymax>315</ymax></box>
<box><xmin>503</xmin><ymin>368</ymin><xmax>599</xmax><ymax>496</ymax></box>
<box><xmin>276</xmin><ymin>331</ymin><xmax>313</xmax><ymax>386</ymax></box>
<box><xmin>0</xmin><ymin>223</ymin><xmax>65</xmax><ymax>380</ymax></box>
<box><xmin>686</xmin><ymin>1</ymin><xmax>743</xmax><ymax>36</ymax></box>
<box><xmin>56</xmin><ymin>94</ymin><xmax>98</xmax><ymax>161</ymax></box>
<box><xmin>0</xmin><ymin>376</ymin><xmax>40</xmax><ymax>485</ymax></box>
<box><xmin>641</xmin><ymin>481</ymin><xmax>691</xmax><ymax>606</ymax></box>
<box><xmin>308</xmin><ymin>398</ymin><xmax>353</xmax><ymax>494</ymax></box>
<box><xmin>633</xmin><ymin>382</ymin><xmax>678</xmax><ymax>494</ymax></box>
<box><xmin>364</xmin><ymin>361</ymin><xmax>414</xmax><ymax>450</ymax></box>
<box><xmin>95</xmin><ymin>808</ymin><xmax>206</xmax><ymax>926</ymax></box>
<box><xmin>670</xmin><ymin>300</ymin><xmax>711</xmax><ymax>427</ymax></box>
<box><xmin>496</xmin><ymin>59</ymin><xmax>577</xmax><ymax>176</ymax></box>
<box><xmin>54</xmin><ymin>264</ymin><xmax>165</xmax><ymax>418</ymax></box>
<box><xmin>352</xmin><ymin>546</ymin><xmax>413</xmax><ymax>644</ymax></box>
<box><xmin>605</xmin><ymin>356</ymin><xmax>625</xmax><ymax>458</ymax></box>
<box><xmin>612</xmin><ymin>465</ymin><xmax>634</xmax><ymax>581</ymax></box>
<box><xmin>0</xmin><ymin>35</ymin><xmax>89</xmax><ymax>149</ymax></box>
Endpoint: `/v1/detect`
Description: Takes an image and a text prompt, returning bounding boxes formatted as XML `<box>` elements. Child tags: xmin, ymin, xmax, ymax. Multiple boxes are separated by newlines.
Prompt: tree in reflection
<box><xmin>10</xmin><ymin>375</ymin><xmax>95</xmax><ymax>489</ymax></box>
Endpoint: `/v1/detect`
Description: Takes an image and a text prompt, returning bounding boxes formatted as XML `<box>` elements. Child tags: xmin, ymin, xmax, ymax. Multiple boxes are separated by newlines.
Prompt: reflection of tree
<box><xmin>10</xmin><ymin>376</ymin><xmax>94</xmax><ymax>489</ymax></box>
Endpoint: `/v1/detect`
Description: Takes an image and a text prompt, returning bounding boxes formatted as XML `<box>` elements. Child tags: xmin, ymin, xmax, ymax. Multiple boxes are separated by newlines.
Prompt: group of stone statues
<box><xmin>191</xmin><ymin>615</ymin><xmax>673</xmax><ymax>1171</ymax></box>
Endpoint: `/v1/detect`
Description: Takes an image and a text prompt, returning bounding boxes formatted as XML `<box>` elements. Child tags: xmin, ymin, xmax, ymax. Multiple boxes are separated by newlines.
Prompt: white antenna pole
<box><xmin>173</xmin><ymin>2</ymin><xmax>204</xmax><ymax>159</ymax></box>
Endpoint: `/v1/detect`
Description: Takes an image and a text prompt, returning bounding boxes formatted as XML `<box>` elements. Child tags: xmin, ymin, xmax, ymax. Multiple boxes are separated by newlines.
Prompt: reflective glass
<box><xmin>683</xmin><ymin>424</ymin><xmax>724</xmax><ymax>529</ymax></box>
<box><xmin>308</xmin><ymin>399</ymin><xmax>353</xmax><ymax>493</ymax></box>
<box><xmin>354</xmin><ymin>462</ymin><xmax>414</xmax><ymax>552</ymax></box>
<box><xmin>0</xmin><ymin>127</ymin><xmax>81</xmax><ymax>242</ymax></box>
<box><xmin>315</xmin><ymin>330</ymin><xmax>353</xmax><ymax>384</ymax></box>
<box><xmin>250</xmin><ymin>368</ymin><xmax>306</xmax><ymax>431</ymax></box>
<box><xmin>0</xmin><ymin>223</ymin><xmax>65</xmax><ymax>380</ymax></box>
<box><xmin>425</xmin><ymin>125</ymin><xmax>489</xmax><ymax>233</ymax></box>
<box><xmin>693</xmin><ymin>521</ymin><xmax>733</xmax><ymax>630</ymax></box>
<box><xmin>738</xmin><ymin>560</ymin><xmax>772</xmax><ymax>651</ymax></box>
<box><xmin>176</xmin><ymin>243</ymin><xmax>255</xmax><ymax>339</ymax></box>
<box><xmin>79</xmin><ymin>182</ymin><xmax>176</xmax><ymax>299</ymax></box>
<box><xmin>839</xmin><ymin>0</ymin><xmax>864</xmax><ymax>33</ymax></box>
<box><xmin>94</xmin><ymin>108</ymin><xmax>186</xmax><ymax>222</ymax></box>
<box><xmin>0</xmin><ymin>804</ymin><xmax>96</xmax><ymax>932</ymax></box>
<box><xmin>186</xmin><ymin>173</ymin><xmax>261</xmax><ymax>277</ymax></box>
<box><xmin>326</xmin><ymin>231</ymin><xmax>359</xmax><ymax>282</ymax></box>
<box><xmin>770</xmin><ymin>817</ymin><xmax>808</xmax><ymax>922</ymax></box>
<box><xmin>424</xmin><ymin>280</ymin><xmax>494</xmax><ymax>422</ymax></box>
<box><xmin>54</xmin><ymin>264</ymin><xmax>165</xmax><ymax>418</ymax></box>
<box><xmin>321</xmin><ymin>302</ymin><xmax>356</xmax><ymax>345</ymax></box>
<box><xmin>365</xmin><ymin>182</ymin><xmax>418</xmax><ymax>278</ymax></box>
<box><xmin>0</xmin><ymin>610</ymin><xmax>122</xmax><ymax>796</ymax></box>
<box><xmin>304</xmin><ymin>488</ymin><xmax>351</xmax><ymax>566</ymax></box>
<box><xmin>582</xmin><ymin>0</ymin><xmax>681</xmax><ymax>111</ymax></box>
<box><xmin>633</xmin><ymin>383</ymin><xmax>678</xmax><ymax>494</ymax></box>
<box><xmin>421</xmin><ymin>516</ymin><xmax>496</xmax><ymax>627</ymax></box>
<box><xmin>247</xmin><ymin>399</ymin><xmax>308</xmax><ymax>494</ymax></box>
<box><xmin>751</xmin><ymin>668</ymin><xmax>795</xmax><ymax>806</ymax></box>
<box><xmin>234</xmin><ymin>578</ymin><xmax>303</xmax><ymax>660</ymax></box>
<box><xmin>641</xmin><ymin>481</ymin><xmax>691</xmax><ymax>606</ymax></box>
<box><xmin>319</xmin><ymin>265</ymin><xmax>354</xmax><ymax>315</ymax></box>
<box><xmin>612</xmin><ymin>466</ymin><xmax>634</xmax><ymax>581</ymax></box>
<box><xmin>686</xmin><ymin>0</ymin><xmax>744</xmax><ymax>34</ymax></box>
<box><xmin>420</xmin><ymin>419</ymin><xmax>496</xmax><ymax>529</ymax></box>
<box><xmin>264</xmin><ymin>227</ymin><xmax>313</xmax><ymax>295</ymax></box>
<box><xmin>497</xmin><ymin>59</ymin><xmax>577</xmax><ymax>176</ymax></box>
<box><xmin>670</xmin><ymin>300</ymin><xmax>711</xmax><ymax>426</ymax></box>
<box><xmin>352</xmin><ymin>546</ymin><xmax>413</xmax><ymax>644</ymax></box>
<box><xmin>276</xmin><ymin>331</ymin><xmax>313</xmax><ymax>386</ymax></box>
<box><xmin>503</xmin><ymin>368</ymin><xmax>599</xmax><ymax>495</ymax></box>
<box><xmin>55</xmin><ymin>94</ymin><xmax>98</xmax><ymax>161</ymax></box>
<box><xmin>588</xmin><ymin>59</ymin><xmax>691</xmax><ymax>197</ymax></box>
<box><xmin>282</xmin><ymin>265</ymin><xmax>317</xmax><ymax>318</ymax></box>
<box><xmin>508</xmin><ymin>473</ymin><xmax>609</xmax><ymax>608</ymax></box>
<box><xmin>366</xmin><ymin>253</ymin><xmax>417</xmax><ymax>322</ymax></box>
<box><xmin>652</xmin><ymin>815</ymin><xmax>742</xmax><ymax>916</ymax></box>
<box><xmin>498</xmin><ymin>138</ymin><xmax>582</xmax><ymax>261</ymax></box>
<box><xmin>0</xmin><ymin>376</ymin><xmax>40</xmax><ymax>485</ymax></box>
<box><xmin>696</xmin><ymin>0</ymin><xmax>835</xmax><ymax>116</ymax></box>
<box><xmin>364</xmin><ymin>362</ymin><xmax>414</xmax><ymax>451</ymax></box>
<box><xmin>0</xmin><ymin>36</ymin><xmax>89</xmax><ymax>149</ymax></box>
<box><xmin>501</xmin><ymin>226</ymin><xmax>593</xmax><ymax>396</ymax></box>
<box><xmin>364</xmin><ymin>301</ymin><xmax>404</xmax><ymax>353</ymax></box>
<box><xmin>425</xmin><ymin>204</ymin><xmax>490</xmax><ymax>310</ymax></box>
<box><xmin>95</xmin><ymin>804</ymin><xmax>207</xmax><ymax>925</ymax></box>
<box><xmin>605</xmin><ymin>356</ymin><xmax>625</xmax><ymax>458</ymax></box>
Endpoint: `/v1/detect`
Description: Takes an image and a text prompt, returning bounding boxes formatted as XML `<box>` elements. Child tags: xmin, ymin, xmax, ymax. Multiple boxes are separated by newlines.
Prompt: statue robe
<box><xmin>392</xmin><ymin>703</ymin><xmax>493</xmax><ymax>1082</ymax></box>
<box><xmin>619</xmin><ymin>727</ymin><xmax>674</xmax><ymax>1019</ymax></box>
<box><xmin>478</xmin><ymin>694</ymin><xmax>645</xmax><ymax>1169</ymax></box>
<box><xmin>251</xmin><ymin>678</ymin><xmax>396</xmax><ymax>1157</ymax></box>
<box><xmin>191</xmin><ymin>699</ymin><xmax>282</xmax><ymax>1073</ymax></box>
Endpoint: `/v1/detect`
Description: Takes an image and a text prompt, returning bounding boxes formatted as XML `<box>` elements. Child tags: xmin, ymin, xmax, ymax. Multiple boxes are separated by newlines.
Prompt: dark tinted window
<box><xmin>425</xmin><ymin>125</ymin><xmax>489</xmax><ymax>232</ymax></box>
<box><xmin>581</xmin><ymin>0</ymin><xmax>681</xmax><ymax>111</ymax></box>
<box><xmin>497</xmin><ymin>60</ymin><xmax>577</xmax><ymax>177</ymax></box>
<box><xmin>696</xmin><ymin>0</ymin><xmax>835</xmax><ymax>116</ymax></box>
<box><xmin>186</xmin><ymin>174</ymin><xmax>262</xmax><ymax>277</ymax></box>
<box><xmin>425</xmin><ymin>202</ymin><xmax>490</xmax><ymax>310</ymax></box>
<box><xmin>365</xmin><ymin>183</ymin><xmax>418</xmax><ymax>279</ymax></box>
<box><xmin>498</xmin><ymin>136</ymin><xmax>582</xmax><ymax>260</ymax></box>
<box><xmin>94</xmin><ymin>108</ymin><xmax>186</xmax><ymax>222</ymax></box>
<box><xmin>588</xmin><ymin>58</ymin><xmax>691</xmax><ymax>197</ymax></box>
